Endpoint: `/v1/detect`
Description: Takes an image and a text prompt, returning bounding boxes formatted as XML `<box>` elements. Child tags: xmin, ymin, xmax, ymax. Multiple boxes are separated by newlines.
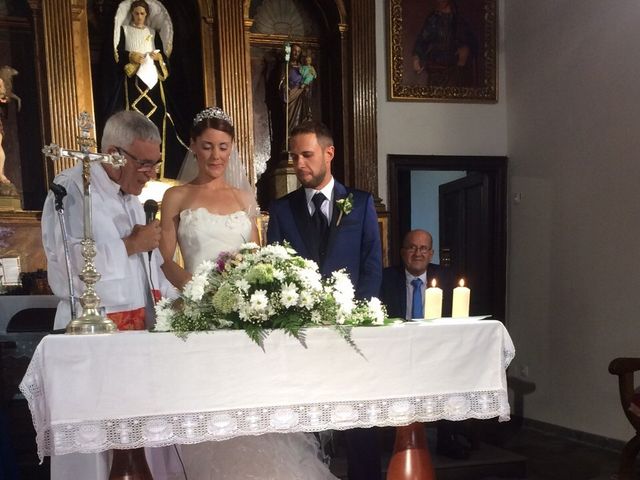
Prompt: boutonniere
<box><xmin>336</xmin><ymin>193</ymin><xmax>354</xmax><ymax>226</ymax></box>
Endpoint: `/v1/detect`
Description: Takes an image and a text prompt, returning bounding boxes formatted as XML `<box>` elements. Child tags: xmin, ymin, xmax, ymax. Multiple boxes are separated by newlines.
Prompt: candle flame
<box><xmin>431</xmin><ymin>278</ymin><xmax>437</xmax><ymax>288</ymax></box>
<box><xmin>459</xmin><ymin>279</ymin><xmax>465</xmax><ymax>287</ymax></box>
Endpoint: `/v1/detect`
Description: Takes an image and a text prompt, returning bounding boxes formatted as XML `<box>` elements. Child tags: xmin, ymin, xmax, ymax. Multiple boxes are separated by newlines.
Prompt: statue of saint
<box><xmin>282</xmin><ymin>44</ymin><xmax>317</xmax><ymax>134</ymax></box>
<box><xmin>110</xmin><ymin>0</ymin><xmax>185</xmax><ymax>175</ymax></box>
<box><xmin>0</xmin><ymin>66</ymin><xmax>21</xmax><ymax>186</ymax></box>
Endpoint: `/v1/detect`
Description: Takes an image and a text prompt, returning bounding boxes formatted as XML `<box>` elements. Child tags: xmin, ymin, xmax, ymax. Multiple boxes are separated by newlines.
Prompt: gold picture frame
<box><xmin>387</xmin><ymin>0</ymin><xmax>497</xmax><ymax>102</ymax></box>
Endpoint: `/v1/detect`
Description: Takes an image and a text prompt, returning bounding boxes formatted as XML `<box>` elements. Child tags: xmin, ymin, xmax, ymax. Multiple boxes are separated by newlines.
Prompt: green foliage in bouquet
<box><xmin>154</xmin><ymin>243</ymin><xmax>387</xmax><ymax>347</ymax></box>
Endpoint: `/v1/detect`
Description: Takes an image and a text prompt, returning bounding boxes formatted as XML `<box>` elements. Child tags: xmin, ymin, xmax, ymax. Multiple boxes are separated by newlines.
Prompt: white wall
<box><xmin>375</xmin><ymin>0</ymin><xmax>508</xmax><ymax>205</ymax></box>
<box><xmin>505</xmin><ymin>0</ymin><xmax>640</xmax><ymax>440</ymax></box>
<box><xmin>376</xmin><ymin>0</ymin><xmax>640</xmax><ymax>441</ymax></box>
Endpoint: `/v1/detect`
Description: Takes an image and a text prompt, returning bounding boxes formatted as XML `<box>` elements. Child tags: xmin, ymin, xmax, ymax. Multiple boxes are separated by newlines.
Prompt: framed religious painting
<box><xmin>387</xmin><ymin>0</ymin><xmax>497</xmax><ymax>102</ymax></box>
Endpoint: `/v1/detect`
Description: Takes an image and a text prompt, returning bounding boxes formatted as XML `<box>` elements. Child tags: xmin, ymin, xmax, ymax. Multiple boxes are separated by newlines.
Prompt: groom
<box><xmin>267</xmin><ymin>121</ymin><xmax>382</xmax><ymax>480</ymax></box>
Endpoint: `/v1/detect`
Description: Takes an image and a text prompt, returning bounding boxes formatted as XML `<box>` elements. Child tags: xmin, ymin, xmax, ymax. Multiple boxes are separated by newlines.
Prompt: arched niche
<box><xmin>88</xmin><ymin>0</ymin><xmax>207</xmax><ymax>179</ymax></box>
<box><xmin>245</xmin><ymin>0</ymin><xmax>348</xmax><ymax>207</ymax></box>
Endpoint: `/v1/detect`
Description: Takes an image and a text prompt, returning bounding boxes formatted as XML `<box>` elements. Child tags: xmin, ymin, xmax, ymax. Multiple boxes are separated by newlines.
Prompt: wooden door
<box><xmin>439</xmin><ymin>172</ymin><xmax>497</xmax><ymax>318</ymax></box>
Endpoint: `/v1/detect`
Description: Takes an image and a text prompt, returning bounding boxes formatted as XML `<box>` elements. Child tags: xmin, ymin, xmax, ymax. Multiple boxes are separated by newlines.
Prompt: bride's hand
<box><xmin>123</xmin><ymin>220</ymin><xmax>161</xmax><ymax>256</ymax></box>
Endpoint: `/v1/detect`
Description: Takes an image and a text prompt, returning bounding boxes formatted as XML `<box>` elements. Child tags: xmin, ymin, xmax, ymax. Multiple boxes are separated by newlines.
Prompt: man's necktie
<box><xmin>311</xmin><ymin>192</ymin><xmax>328</xmax><ymax>237</ymax></box>
<box><xmin>411</xmin><ymin>278</ymin><xmax>423</xmax><ymax>319</ymax></box>
<box><xmin>311</xmin><ymin>192</ymin><xmax>328</xmax><ymax>264</ymax></box>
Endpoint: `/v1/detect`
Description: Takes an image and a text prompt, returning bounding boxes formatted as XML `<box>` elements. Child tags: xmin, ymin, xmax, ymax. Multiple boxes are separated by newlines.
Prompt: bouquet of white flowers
<box><xmin>155</xmin><ymin>242</ymin><xmax>387</xmax><ymax>346</ymax></box>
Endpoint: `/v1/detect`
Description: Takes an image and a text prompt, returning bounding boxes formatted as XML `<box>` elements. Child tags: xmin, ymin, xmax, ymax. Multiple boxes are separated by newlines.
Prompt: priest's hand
<box><xmin>123</xmin><ymin>221</ymin><xmax>161</xmax><ymax>256</ymax></box>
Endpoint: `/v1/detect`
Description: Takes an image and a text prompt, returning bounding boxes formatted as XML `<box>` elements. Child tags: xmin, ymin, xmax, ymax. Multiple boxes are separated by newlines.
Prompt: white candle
<box><xmin>452</xmin><ymin>279</ymin><xmax>470</xmax><ymax>317</ymax></box>
<box><xmin>424</xmin><ymin>279</ymin><xmax>443</xmax><ymax>320</ymax></box>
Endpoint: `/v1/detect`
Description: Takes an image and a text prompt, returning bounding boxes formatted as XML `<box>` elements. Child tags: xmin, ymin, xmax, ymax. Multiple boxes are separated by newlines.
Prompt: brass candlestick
<box><xmin>43</xmin><ymin>112</ymin><xmax>125</xmax><ymax>334</ymax></box>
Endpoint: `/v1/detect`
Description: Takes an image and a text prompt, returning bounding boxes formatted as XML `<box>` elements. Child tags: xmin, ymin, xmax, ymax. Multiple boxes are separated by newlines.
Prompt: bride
<box><xmin>159</xmin><ymin>107</ymin><xmax>338</xmax><ymax>479</ymax></box>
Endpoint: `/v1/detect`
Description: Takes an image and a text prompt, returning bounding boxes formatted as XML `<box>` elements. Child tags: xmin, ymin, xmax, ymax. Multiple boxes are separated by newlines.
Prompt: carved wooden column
<box><xmin>338</xmin><ymin>23</ymin><xmax>352</xmax><ymax>186</ymax></box>
<box><xmin>215</xmin><ymin>0</ymin><xmax>255</xmax><ymax>185</ymax></box>
<box><xmin>198</xmin><ymin>1</ymin><xmax>217</xmax><ymax>107</ymax></box>
<box><xmin>349</xmin><ymin>0</ymin><xmax>379</xmax><ymax>201</ymax></box>
<box><xmin>40</xmin><ymin>0</ymin><xmax>78</xmax><ymax>172</ymax></box>
<box><xmin>71</xmin><ymin>0</ymin><xmax>94</xmax><ymax>119</ymax></box>
<box><xmin>29</xmin><ymin>0</ymin><xmax>94</xmax><ymax>176</ymax></box>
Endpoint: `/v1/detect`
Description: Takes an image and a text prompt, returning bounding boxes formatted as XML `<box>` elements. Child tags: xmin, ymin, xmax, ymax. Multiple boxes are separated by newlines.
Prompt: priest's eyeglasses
<box><xmin>403</xmin><ymin>245</ymin><xmax>432</xmax><ymax>254</ymax></box>
<box><xmin>117</xmin><ymin>148</ymin><xmax>162</xmax><ymax>173</ymax></box>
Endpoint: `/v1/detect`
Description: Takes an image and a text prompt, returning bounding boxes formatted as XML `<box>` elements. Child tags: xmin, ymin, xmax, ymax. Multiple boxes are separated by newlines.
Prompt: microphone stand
<box><xmin>51</xmin><ymin>183</ymin><xmax>76</xmax><ymax>319</ymax></box>
<box><xmin>42</xmin><ymin>112</ymin><xmax>125</xmax><ymax>334</ymax></box>
<box><xmin>142</xmin><ymin>200</ymin><xmax>159</xmax><ymax>320</ymax></box>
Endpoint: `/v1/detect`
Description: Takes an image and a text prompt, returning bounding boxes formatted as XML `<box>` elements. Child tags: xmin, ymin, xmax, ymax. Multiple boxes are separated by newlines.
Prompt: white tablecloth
<box><xmin>20</xmin><ymin>319</ymin><xmax>515</xmax><ymax>460</ymax></box>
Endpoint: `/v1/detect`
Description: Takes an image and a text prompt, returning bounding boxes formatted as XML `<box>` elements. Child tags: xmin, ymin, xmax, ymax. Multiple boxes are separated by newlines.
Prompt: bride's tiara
<box><xmin>193</xmin><ymin>107</ymin><xmax>234</xmax><ymax>127</ymax></box>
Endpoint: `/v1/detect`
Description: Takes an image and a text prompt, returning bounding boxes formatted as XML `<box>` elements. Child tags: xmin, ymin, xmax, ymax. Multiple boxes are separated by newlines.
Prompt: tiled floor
<box><xmin>428</xmin><ymin>421</ymin><xmax>630</xmax><ymax>480</ymax></box>
<box><xmin>329</xmin><ymin>421</ymin><xmax>630</xmax><ymax>480</ymax></box>
<box><xmin>497</xmin><ymin>425</ymin><xmax>627</xmax><ymax>480</ymax></box>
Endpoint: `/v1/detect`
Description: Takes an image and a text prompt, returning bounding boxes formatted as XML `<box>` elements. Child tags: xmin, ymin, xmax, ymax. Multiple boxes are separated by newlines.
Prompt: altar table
<box><xmin>19</xmin><ymin>318</ymin><xmax>515</xmax><ymax>460</ymax></box>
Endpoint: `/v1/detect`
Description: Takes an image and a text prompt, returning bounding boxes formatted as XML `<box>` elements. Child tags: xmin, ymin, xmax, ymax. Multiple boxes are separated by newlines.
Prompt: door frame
<box><xmin>387</xmin><ymin>154</ymin><xmax>508</xmax><ymax>320</ymax></box>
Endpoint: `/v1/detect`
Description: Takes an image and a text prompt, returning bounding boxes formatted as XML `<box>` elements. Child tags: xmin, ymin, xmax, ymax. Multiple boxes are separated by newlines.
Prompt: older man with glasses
<box><xmin>42</xmin><ymin>110</ymin><xmax>177</xmax><ymax>332</ymax></box>
<box><xmin>41</xmin><ymin>110</ymin><xmax>181</xmax><ymax>479</ymax></box>
<box><xmin>379</xmin><ymin>228</ymin><xmax>473</xmax><ymax>460</ymax></box>
<box><xmin>380</xmin><ymin>229</ymin><xmax>454</xmax><ymax>321</ymax></box>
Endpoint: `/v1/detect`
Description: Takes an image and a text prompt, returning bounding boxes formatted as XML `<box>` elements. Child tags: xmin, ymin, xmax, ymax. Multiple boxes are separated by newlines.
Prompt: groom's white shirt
<box><xmin>304</xmin><ymin>176</ymin><xmax>335</xmax><ymax>222</ymax></box>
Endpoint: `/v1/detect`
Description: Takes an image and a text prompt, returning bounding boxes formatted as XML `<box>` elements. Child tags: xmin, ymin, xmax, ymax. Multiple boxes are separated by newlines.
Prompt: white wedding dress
<box><xmin>176</xmin><ymin>207</ymin><xmax>338</xmax><ymax>480</ymax></box>
<box><xmin>178</xmin><ymin>208</ymin><xmax>253</xmax><ymax>273</ymax></box>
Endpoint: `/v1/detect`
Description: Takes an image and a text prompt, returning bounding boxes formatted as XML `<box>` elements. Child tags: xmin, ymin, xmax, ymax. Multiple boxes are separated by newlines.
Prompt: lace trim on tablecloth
<box><xmin>20</xmin><ymin>337</ymin><xmax>516</xmax><ymax>461</ymax></box>
<box><xmin>22</xmin><ymin>386</ymin><xmax>510</xmax><ymax>460</ymax></box>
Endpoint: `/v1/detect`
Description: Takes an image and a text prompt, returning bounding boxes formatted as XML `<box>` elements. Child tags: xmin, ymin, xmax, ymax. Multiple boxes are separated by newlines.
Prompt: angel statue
<box><xmin>0</xmin><ymin>66</ymin><xmax>21</xmax><ymax>185</ymax></box>
<box><xmin>112</xmin><ymin>0</ymin><xmax>183</xmax><ymax>172</ymax></box>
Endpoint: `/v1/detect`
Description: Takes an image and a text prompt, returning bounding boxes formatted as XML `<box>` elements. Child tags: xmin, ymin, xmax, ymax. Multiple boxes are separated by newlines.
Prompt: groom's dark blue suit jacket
<box><xmin>267</xmin><ymin>180</ymin><xmax>382</xmax><ymax>300</ymax></box>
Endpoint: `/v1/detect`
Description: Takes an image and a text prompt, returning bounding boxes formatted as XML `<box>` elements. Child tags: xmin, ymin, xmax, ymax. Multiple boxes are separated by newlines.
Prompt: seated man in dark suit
<box><xmin>380</xmin><ymin>229</ymin><xmax>453</xmax><ymax>320</ymax></box>
<box><xmin>380</xmin><ymin>229</ymin><xmax>471</xmax><ymax>459</ymax></box>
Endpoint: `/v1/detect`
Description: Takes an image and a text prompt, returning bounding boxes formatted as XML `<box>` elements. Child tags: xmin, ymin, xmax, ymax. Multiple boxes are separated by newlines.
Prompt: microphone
<box><xmin>50</xmin><ymin>183</ymin><xmax>67</xmax><ymax>212</ymax></box>
<box><xmin>144</xmin><ymin>199</ymin><xmax>158</xmax><ymax>225</ymax></box>
<box><xmin>143</xmin><ymin>199</ymin><xmax>158</xmax><ymax>261</ymax></box>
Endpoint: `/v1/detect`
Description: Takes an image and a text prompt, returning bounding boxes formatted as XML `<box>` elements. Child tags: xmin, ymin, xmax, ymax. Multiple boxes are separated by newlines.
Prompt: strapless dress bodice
<box><xmin>177</xmin><ymin>208</ymin><xmax>252</xmax><ymax>274</ymax></box>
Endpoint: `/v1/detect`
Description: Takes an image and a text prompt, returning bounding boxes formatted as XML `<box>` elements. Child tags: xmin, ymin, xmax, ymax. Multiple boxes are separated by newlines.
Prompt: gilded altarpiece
<box><xmin>9</xmin><ymin>0</ymin><xmax>380</xmax><ymax>201</ymax></box>
<box><xmin>0</xmin><ymin>0</ymin><xmax>388</xmax><ymax>276</ymax></box>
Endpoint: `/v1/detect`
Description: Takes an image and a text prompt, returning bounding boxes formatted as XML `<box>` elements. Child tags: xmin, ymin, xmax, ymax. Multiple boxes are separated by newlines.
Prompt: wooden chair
<box><xmin>609</xmin><ymin>357</ymin><xmax>640</xmax><ymax>480</ymax></box>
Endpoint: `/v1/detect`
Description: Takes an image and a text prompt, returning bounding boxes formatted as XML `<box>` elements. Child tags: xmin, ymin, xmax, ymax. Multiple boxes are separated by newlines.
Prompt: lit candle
<box><xmin>423</xmin><ymin>278</ymin><xmax>443</xmax><ymax>320</ymax></box>
<box><xmin>452</xmin><ymin>279</ymin><xmax>470</xmax><ymax>317</ymax></box>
